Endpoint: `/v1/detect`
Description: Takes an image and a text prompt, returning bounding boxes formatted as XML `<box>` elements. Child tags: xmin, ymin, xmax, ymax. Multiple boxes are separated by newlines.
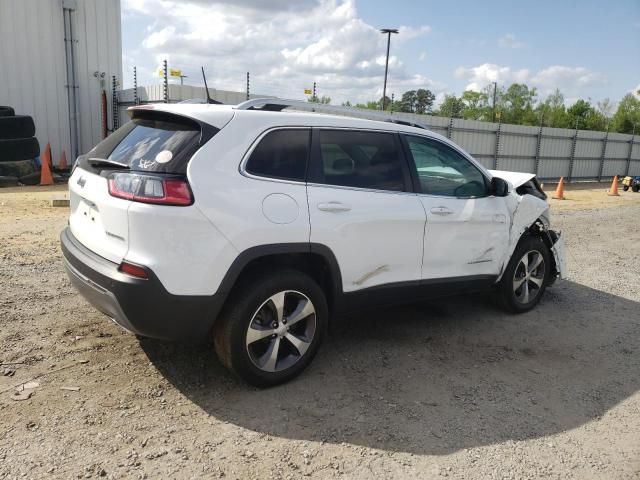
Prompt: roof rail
<box><xmin>234</xmin><ymin>97</ymin><xmax>428</xmax><ymax>129</ymax></box>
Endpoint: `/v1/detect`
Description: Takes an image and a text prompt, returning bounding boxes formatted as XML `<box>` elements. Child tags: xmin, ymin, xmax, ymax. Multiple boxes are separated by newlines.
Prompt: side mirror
<box><xmin>490</xmin><ymin>177</ymin><xmax>510</xmax><ymax>197</ymax></box>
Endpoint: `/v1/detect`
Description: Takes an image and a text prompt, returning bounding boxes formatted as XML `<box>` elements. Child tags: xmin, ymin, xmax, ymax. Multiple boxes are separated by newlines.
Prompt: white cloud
<box><xmin>455</xmin><ymin>62</ymin><xmax>607</xmax><ymax>97</ymax></box>
<box><xmin>498</xmin><ymin>33</ymin><xmax>525</xmax><ymax>49</ymax></box>
<box><xmin>419</xmin><ymin>51</ymin><xmax>426</xmax><ymax>61</ymax></box>
<box><xmin>455</xmin><ymin>63</ymin><xmax>529</xmax><ymax>91</ymax></box>
<box><xmin>121</xmin><ymin>0</ymin><xmax>436</xmax><ymax>103</ymax></box>
<box><xmin>633</xmin><ymin>84</ymin><xmax>640</xmax><ymax>98</ymax></box>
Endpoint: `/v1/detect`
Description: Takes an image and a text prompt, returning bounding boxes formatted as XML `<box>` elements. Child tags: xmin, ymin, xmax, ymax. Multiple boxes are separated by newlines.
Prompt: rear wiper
<box><xmin>88</xmin><ymin>157</ymin><xmax>130</xmax><ymax>169</ymax></box>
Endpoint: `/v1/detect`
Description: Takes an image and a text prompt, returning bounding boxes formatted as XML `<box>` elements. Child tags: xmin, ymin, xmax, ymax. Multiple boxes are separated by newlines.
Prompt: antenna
<box><xmin>200</xmin><ymin>67</ymin><xmax>222</xmax><ymax>104</ymax></box>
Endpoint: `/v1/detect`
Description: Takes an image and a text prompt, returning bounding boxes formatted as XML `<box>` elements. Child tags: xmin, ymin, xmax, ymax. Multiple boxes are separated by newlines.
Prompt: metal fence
<box><xmin>114</xmin><ymin>84</ymin><xmax>640</xmax><ymax>181</ymax></box>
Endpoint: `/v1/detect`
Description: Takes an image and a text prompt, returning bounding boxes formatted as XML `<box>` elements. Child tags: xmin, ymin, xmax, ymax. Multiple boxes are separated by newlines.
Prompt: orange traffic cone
<box><xmin>40</xmin><ymin>143</ymin><xmax>54</xmax><ymax>186</ymax></box>
<box><xmin>59</xmin><ymin>150</ymin><xmax>68</xmax><ymax>170</ymax></box>
<box><xmin>552</xmin><ymin>177</ymin><xmax>565</xmax><ymax>200</ymax></box>
<box><xmin>607</xmin><ymin>175</ymin><xmax>620</xmax><ymax>196</ymax></box>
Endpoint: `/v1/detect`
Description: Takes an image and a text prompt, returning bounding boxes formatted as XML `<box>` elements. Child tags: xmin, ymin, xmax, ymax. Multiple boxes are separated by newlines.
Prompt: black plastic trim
<box><xmin>60</xmin><ymin>227</ymin><xmax>223</xmax><ymax>341</ymax></box>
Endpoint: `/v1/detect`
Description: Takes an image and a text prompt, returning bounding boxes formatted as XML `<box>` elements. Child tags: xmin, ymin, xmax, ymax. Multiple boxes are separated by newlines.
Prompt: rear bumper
<box><xmin>60</xmin><ymin>227</ymin><xmax>224</xmax><ymax>341</ymax></box>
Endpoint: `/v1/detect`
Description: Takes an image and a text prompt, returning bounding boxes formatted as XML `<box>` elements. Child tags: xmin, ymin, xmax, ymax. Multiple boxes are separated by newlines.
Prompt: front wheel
<box><xmin>632</xmin><ymin>184</ymin><xmax>640</xmax><ymax>193</ymax></box>
<box><xmin>497</xmin><ymin>236</ymin><xmax>552</xmax><ymax>313</ymax></box>
<box><xmin>623</xmin><ymin>185</ymin><xmax>629</xmax><ymax>191</ymax></box>
<box><xmin>213</xmin><ymin>270</ymin><xmax>328</xmax><ymax>387</ymax></box>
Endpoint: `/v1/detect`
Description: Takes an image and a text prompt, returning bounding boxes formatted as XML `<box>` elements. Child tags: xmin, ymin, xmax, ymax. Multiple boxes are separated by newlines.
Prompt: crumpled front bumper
<box><xmin>549</xmin><ymin>231</ymin><xmax>567</xmax><ymax>280</ymax></box>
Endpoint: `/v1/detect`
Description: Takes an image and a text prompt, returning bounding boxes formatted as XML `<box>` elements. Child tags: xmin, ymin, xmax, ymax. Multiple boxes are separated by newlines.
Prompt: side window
<box><xmin>405</xmin><ymin>135</ymin><xmax>488</xmax><ymax>197</ymax></box>
<box><xmin>313</xmin><ymin>130</ymin><xmax>407</xmax><ymax>192</ymax></box>
<box><xmin>246</xmin><ymin>129</ymin><xmax>309</xmax><ymax>181</ymax></box>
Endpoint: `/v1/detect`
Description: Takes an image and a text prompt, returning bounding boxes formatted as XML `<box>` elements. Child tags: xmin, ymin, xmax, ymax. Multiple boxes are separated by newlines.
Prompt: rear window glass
<box><xmin>85</xmin><ymin>111</ymin><xmax>214</xmax><ymax>174</ymax></box>
<box><xmin>245</xmin><ymin>129</ymin><xmax>309</xmax><ymax>181</ymax></box>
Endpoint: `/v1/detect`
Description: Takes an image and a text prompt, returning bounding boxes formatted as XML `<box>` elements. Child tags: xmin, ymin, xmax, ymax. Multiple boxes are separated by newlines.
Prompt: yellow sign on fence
<box><xmin>304</xmin><ymin>89</ymin><xmax>312</xmax><ymax>95</ymax></box>
<box><xmin>157</xmin><ymin>68</ymin><xmax>183</xmax><ymax>77</ymax></box>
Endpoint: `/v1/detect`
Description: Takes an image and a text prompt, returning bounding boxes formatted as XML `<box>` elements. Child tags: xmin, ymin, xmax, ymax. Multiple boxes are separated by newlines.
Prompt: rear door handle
<box><xmin>317</xmin><ymin>201</ymin><xmax>352</xmax><ymax>212</ymax></box>
<box><xmin>430</xmin><ymin>206</ymin><xmax>454</xmax><ymax>216</ymax></box>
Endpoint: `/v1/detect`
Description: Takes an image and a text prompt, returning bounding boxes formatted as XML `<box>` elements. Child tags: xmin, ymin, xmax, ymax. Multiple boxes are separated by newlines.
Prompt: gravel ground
<box><xmin>0</xmin><ymin>185</ymin><xmax>639</xmax><ymax>479</ymax></box>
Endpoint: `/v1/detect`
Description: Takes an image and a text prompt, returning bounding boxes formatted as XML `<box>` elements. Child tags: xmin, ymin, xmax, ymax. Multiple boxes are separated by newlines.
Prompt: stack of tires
<box><xmin>0</xmin><ymin>106</ymin><xmax>41</xmax><ymax>187</ymax></box>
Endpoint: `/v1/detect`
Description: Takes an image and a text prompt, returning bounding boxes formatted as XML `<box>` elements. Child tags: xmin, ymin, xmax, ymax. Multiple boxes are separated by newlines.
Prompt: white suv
<box><xmin>61</xmin><ymin>99</ymin><xmax>566</xmax><ymax>387</ymax></box>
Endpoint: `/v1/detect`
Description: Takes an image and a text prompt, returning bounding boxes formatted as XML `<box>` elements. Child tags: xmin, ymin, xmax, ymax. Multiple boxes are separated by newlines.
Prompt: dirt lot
<box><xmin>1</xmin><ymin>184</ymin><xmax>639</xmax><ymax>479</ymax></box>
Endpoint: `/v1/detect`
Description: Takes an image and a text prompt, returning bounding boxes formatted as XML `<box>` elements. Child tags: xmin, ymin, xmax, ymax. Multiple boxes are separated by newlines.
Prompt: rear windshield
<box><xmin>83</xmin><ymin>110</ymin><xmax>217</xmax><ymax>174</ymax></box>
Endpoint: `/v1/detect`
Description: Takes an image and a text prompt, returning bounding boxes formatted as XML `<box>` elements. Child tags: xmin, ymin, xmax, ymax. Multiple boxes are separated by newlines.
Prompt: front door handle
<box><xmin>317</xmin><ymin>201</ymin><xmax>352</xmax><ymax>212</ymax></box>
<box><xmin>430</xmin><ymin>206</ymin><xmax>454</xmax><ymax>216</ymax></box>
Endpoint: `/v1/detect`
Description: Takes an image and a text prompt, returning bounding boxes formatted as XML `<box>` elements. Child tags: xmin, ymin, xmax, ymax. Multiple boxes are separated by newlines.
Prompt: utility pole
<box><xmin>313</xmin><ymin>81</ymin><xmax>317</xmax><ymax>101</ymax></box>
<box><xmin>380</xmin><ymin>28</ymin><xmax>399</xmax><ymax>111</ymax></box>
<box><xmin>246</xmin><ymin>72</ymin><xmax>250</xmax><ymax>100</ymax></box>
<box><xmin>492</xmin><ymin>81</ymin><xmax>497</xmax><ymax>122</ymax></box>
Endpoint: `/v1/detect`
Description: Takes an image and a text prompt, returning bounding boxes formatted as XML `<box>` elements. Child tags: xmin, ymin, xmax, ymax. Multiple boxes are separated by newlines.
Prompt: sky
<box><xmin>121</xmin><ymin>0</ymin><xmax>640</xmax><ymax>108</ymax></box>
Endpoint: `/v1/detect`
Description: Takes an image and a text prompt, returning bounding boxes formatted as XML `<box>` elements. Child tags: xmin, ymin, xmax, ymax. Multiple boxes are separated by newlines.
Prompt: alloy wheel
<box><xmin>513</xmin><ymin>250</ymin><xmax>546</xmax><ymax>304</ymax></box>
<box><xmin>245</xmin><ymin>290</ymin><xmax>317</xmax><ymax>373</ymax></box>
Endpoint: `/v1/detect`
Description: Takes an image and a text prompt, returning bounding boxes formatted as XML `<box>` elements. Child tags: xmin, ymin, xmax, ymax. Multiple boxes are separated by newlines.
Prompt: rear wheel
<box><xmin>214</xmin><ymin>270</ymin><xmax>328</xmax><ymax>387</ymax></box>
<box><xmin>497</xmin><ymin>235</ymin><xmax>551</xmax><ymax>313</ymax></box>
<box><xmin>623</xmin><ymin>185</ymin><xmax>629</xmax><ymax>191</ymax></box>
<box><xmin>633</xmin><ymin>184</ymin><xmax>640</xmax><ymax>193</ymax></box>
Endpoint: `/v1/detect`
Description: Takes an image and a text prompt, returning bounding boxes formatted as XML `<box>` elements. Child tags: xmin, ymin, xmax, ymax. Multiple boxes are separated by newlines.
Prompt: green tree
<box><xmin>308</xmin><ymin>95</ymin><xmax>331</xmax><ymax>104</ymax></box>
<box><xmin>611</xmin><ymin>93</ymin><xmax>640</xmax><ymax>134</ymax></box>
<box><xmin>502</xmin><ymin>83</ymin><xmax>537</xmax><ymax>125</ymax></box>
<box><xmin>438</xmin><ymin>94</ymin><xmax>465</xmax><ymax>118</ymax></box>
<box><xmin>537</xmin><ymin>89</ymin><xmax>569</xmax><ymax>128</ymax></box>
<box><xmin>398</xmin><ymin>89</ymin><xmax>435</xmax><ymax>113</ymax></box>
<box><xmin>460</xmin><ymin>90</ymin><xmax>490</xmax><ymax>120</ymax></box>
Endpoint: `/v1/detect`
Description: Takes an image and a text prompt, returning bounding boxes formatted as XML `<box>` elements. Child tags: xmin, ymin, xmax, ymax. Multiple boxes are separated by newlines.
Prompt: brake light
<box><xmin>107</xmin><ymin>172</ymin><xmax>192</xmax><ymax>206</ymax></box>
<box><xmin>118</xmin><ymin>261</ymin><xmax>149</xmax><ymax>279</ymax></box>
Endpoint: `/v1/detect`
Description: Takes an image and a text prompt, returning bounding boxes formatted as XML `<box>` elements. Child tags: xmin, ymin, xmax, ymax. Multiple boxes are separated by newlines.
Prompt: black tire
<box><xmin>623</xmin><ymin>185</ymin><xmax>629</xmax><ymax>191</ymax></box>
<box><xmin>0</xmin><ymin>159</ymin><xmax>36</xmax><ymax>177</ymax></box>
<box><xmin>0</xmin><ymin>175</ymin><xmax>19</xmax><ymax>188</ymax></box>
<box><xmin>0</xmin><ymin>106</ymin><xmax>15</xmax><ymax>117</ymax></box>
<box><xmin>0</xmin><ymin>137</ymin><xmax>40</xmax><ymax>162</ymax></box>
<box><xmin>0</xmin><ymin>116</ymin><xmax>35</xmax><ymax>139</ymax></box>
<box><xmin>214</xmin><ymin>269</ymin><xmax>328</xmax><ymax>387</ymax></box>
<box><xmin>633</xmin><ymin>184</ymin><xmax>640</xmax><ymax>193</ymax></box>
<box><xmin>497</xmin><ymin>235</ymin><xmax>552</xmax><ymax>313</ymax></box>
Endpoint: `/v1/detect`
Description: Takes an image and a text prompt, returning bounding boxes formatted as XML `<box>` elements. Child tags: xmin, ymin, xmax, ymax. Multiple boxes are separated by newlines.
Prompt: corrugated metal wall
<box><xmin>113</xmin><ymin>84</ymin><xmax>640</xmax><ymax>181</ymax></box>
<box><xmin>0</xmin><ymin>0</ymin><xmax>121</xmax><ymax>164</ymax></box>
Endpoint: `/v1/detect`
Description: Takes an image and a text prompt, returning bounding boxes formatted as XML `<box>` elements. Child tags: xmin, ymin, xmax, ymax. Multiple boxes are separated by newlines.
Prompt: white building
<box><xmin>0</xmin><ymin>0</ymin><xmax>122</xmax><ymax>164</ymax></box>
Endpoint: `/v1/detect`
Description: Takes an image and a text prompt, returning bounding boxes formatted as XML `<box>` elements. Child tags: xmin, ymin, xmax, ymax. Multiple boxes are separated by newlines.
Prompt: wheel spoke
<box><xmin>284</xmin><ymin>332</ymin><xmax>311</xmax><ymax>356</ymax></box>
<box><xmin>286</xmin><ymin>298</ymin><xmax>315</xmax><ymax>326</ymax></box>
<box><xmin>529</xmin><ymin>252</ymin><xmax>543</xmax><ymax>272</ymax></box>
<box><xmin>513</xmin><ymin>276</ymin><xmax>526</xmax><ymax>291</ymax></box>
<box><xmin>268</xmin><ymin>291</ymin><xmax>286</xmax><ymax>322</ymax></box>
<box><xmin>246</xmin><ymin>325</ymin><xmax>274</xmax><ymax>345</ymax></box>
<box><xmin>521</xmin><ymin>281</ymin><xmax>530</xmax><ymax>303</ymax></box>
<box><xmin>529</xmin><ymin>276</ymin><xmax>543</xmax><ymax>288</ymax></box>
<box><xmin>259</xmin><ymin>337</ymin><xmax>281</xmax><ymax>372</ymax></box>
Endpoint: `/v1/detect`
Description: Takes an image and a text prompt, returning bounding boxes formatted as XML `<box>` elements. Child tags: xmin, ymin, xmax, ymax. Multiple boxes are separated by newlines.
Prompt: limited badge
<box><xmin>155</xmin><ymin>150</ymin><xmax>173</xmax><ymax>164</ymax></box>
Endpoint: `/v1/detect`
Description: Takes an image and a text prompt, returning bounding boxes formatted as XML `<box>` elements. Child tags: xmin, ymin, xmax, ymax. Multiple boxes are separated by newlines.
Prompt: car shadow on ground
<box><xmin>140</xmin><ymin>280</ymin><xmax>640</xmax><ymax>455</ymax></box>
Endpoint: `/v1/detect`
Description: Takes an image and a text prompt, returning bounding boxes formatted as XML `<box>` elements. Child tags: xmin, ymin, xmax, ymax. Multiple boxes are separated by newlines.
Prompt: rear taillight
<box><xmin>107</xmin><ymin>172</ymin><xmax>192</xmax><ymax>206</ymax></box>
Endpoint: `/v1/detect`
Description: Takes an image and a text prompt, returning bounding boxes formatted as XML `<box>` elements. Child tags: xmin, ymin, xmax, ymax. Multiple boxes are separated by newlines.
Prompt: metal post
<box><xmin>597</xmin><ymin>126</ymin><xmax>609</xmax><ymax>182</ymax></box>
<box><xmin>625</xmin><ymin>124</ymin><xmax>636</xmax><ymax>176</ymax></box>
<box><xmin>313</xmin><ymin>81</ymin><xmax>316</xmax><ymax>100</ymax></box>
<box><xmin>447</xmin><ymin>116</ymin><xmax>454</xmax><ymax>139</ymax></box>
<box><xmin>534</xmin><ymin>115</ymin><xmax>544</xmax><ymax>175</ymax></box>
<box><xmin>133</xmin><ymin>66</ymin><xmax>138</xmax><ymax>105</ymax></box>
<box><xmin>493</xmin><ymin>121</ymin><xmax>501</xmax><ymax>169</ymax></box>
<box><xmin>492</xmin><ymin>82</ymin><xmax>497</xmax><ymax>122</ymax></box>
<box><xmin>163</xmin><ymin>59</ymin><xmax>168</xmax><ymax>104</ymax></box>
<box><xmin>246</xmin><ymin>72</ymin><xmax>250</xmax><ymax>100</ymax></box>
<box><xmin>568</xmin><ymin>122</ymin><xmax>579</xmax><ymax>182</ymax></box>
<box><xmin>111</xmin><ymin>76</ymin><xmax>119</xmax><ymax>131</ymax></box>
<box><xmin>390</xmin><ymin>93</ymin><xmax>394</xmax><ymax>113</ymax></box>
<box><xmin>380</xmin><ymin>28</ymin><xmax>398</xmax><ymax>111</ymax></box>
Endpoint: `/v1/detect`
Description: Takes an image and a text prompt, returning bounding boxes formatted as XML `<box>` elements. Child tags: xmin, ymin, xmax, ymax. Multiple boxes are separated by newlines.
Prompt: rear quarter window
<box><xmin>82</xmin><ymin>110</ymin><xmax>217</xmax><ymax>174</ymax></box>
<box><xmin>245</xmin><ymin>129</ymin><xmax>310</xmax><ymax>181</ymax></box>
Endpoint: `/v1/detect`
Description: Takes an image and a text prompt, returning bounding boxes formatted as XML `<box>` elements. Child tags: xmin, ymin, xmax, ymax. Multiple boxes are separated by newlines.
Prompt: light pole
<box><xmin>380</xmin><ymin>28</ymin><xmax>398</xmax><ymax>111</ymax></box>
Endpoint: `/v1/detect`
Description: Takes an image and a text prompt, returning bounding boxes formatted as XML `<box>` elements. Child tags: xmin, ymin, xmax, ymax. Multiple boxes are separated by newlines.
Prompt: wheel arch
<box><xmin>216</xmin><ymin>243</ymin><xmax>343</xmax><ymax>317</ymax></box>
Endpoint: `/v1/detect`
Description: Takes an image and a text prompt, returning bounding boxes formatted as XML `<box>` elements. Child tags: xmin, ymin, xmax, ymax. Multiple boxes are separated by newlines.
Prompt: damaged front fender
<box><xmin>498</xmin><ymin>194</ymin><xmax>567</xmax><ymax>282</ymax></box>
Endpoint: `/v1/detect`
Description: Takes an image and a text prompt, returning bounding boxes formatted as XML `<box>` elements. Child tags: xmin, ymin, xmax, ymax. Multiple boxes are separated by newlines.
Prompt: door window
<box><xmin>311</xmin><ymin>130</ymin><xmax>408</xmax><ymax>192</ymax></box>
<box><xmin>245</xmin><ymin>129</ymin><xmax>309</xmax><ymax>181</ymax></box>
<box><xmin>404</xmin><ymin>135</ymin><xmax>488</xmax><ymax>197</ymax></box>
